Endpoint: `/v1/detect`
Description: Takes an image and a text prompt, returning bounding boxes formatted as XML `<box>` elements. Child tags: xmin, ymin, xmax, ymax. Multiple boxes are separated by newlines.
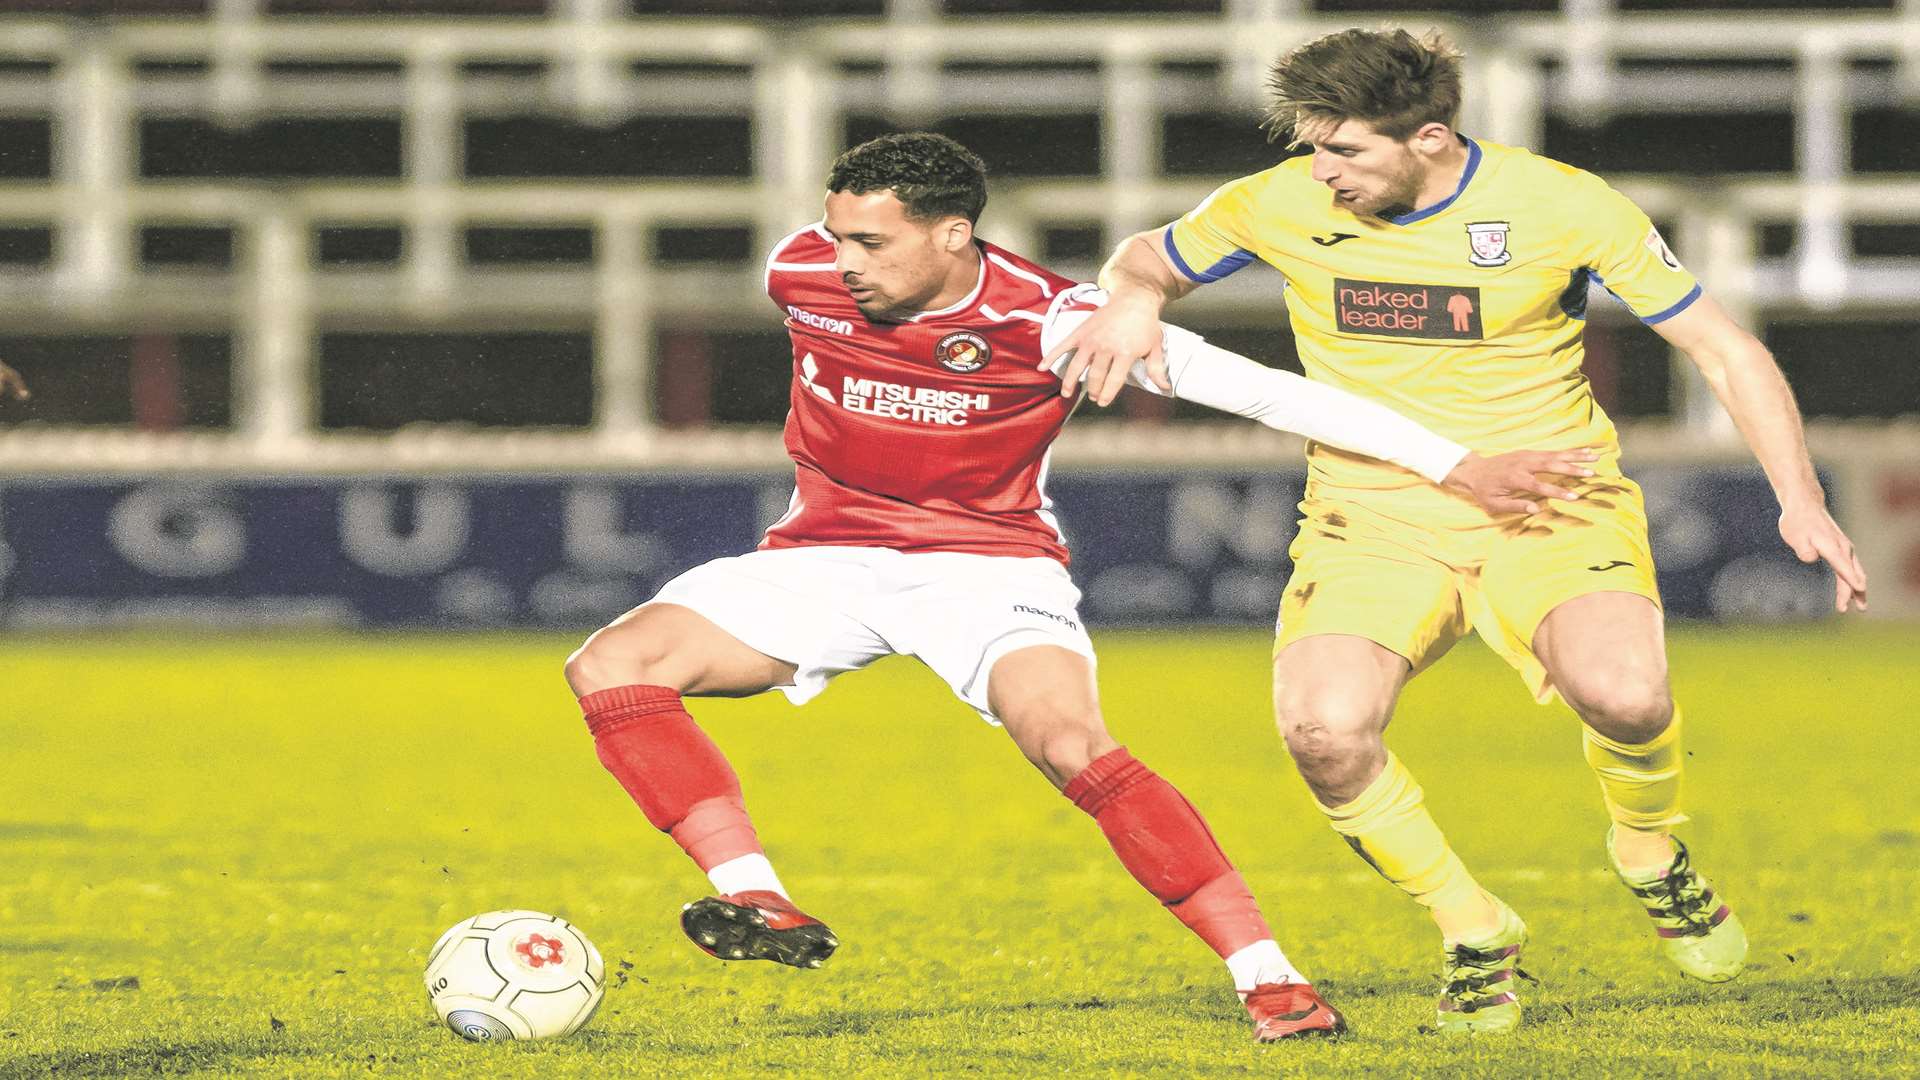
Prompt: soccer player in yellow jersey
<box><xmin>1049</xmin><ymin>27</ymin><xmax>1869</xmax><ymax>1034</ymax></box>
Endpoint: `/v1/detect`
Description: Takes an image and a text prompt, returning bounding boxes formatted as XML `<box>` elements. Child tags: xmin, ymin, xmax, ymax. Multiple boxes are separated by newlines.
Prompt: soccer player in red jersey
<box><xmin>564</xmin><ymin>133</ymin><xmax>1591</xmax><ymax>1042</ymax></box>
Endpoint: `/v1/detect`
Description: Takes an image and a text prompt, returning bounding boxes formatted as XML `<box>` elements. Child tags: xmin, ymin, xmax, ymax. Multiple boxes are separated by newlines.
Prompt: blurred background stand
<box><xmin>0</xmin><ymin>0</ymin><xmax>1915</xmax><ymax>626</ymax></box>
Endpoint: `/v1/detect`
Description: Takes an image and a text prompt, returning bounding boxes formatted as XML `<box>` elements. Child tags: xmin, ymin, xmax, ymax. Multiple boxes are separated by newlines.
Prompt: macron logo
<box><xmin>788</xmin><ymin>305</ymin><xmax>854</xmax><ymax>336</ymax></box>
<box><xmin>1013</xmin><ymin>604</ymin><xmax>1079</xmax><ymax>630</ymax></box>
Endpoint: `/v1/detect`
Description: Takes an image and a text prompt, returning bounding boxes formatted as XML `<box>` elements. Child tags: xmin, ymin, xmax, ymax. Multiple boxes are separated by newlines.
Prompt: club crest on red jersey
<box><xmin>935</xmin><ymin>331</ymin><xmax>991</xmax><ymax>373</ymax></box>
<box><xmin>1466</xmin><ymin>221</ymin><xmax>1511</xmax><ymax>267</ymax></box>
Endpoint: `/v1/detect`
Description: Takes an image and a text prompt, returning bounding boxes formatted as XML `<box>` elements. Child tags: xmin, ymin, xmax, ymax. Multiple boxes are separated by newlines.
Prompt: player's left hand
<box><xmin>1040</xmin><ymin>295</ymin><xmax>1168</xmax><ymax>406</ymax></box>
<box><xmin>0</xmin><ymin>360</ymin><xmax>28</xmax><ymax>403</ymax></box>
<box><xmin>1443</xmin><ymin>448</ymin><xmax>1599</xmax><ymax>515</ymax></box>
<box><xmin>1779</xmin><ymin>501</ymin><xmax>1868</xmax><ymax>613</ymax></box>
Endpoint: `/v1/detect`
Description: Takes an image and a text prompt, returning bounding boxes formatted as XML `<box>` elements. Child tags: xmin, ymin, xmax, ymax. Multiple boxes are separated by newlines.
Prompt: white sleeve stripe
<box><xmin>979</xmin><ymin>304</ymin><xmax>1045</xmax><ymax>324</ymax></box>
<box><xmin>764</xmin><ymin>220</ymin><xmax>833</xmax><ymax>293</ymax></box>
<box><xmin>986</xmin><ymin>252</ymin><xmax>1055</xmax><ymax>298</ymax></box>
<box><xmin>769</xmin><ymin>261</ymin><xmax>839</xmax><ymax>272</ymax></box>
<box><xmin>1042</xmin><ymin>282</ymin><xmax>1103</xmax><ymax>327</ymax></box>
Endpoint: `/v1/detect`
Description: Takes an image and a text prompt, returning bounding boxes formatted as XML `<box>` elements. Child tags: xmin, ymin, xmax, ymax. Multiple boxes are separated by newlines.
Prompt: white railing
<box><xmin>0</xmin><ymin>3</ymin><xmax>1915</xmax><ymax>469</ymax></box>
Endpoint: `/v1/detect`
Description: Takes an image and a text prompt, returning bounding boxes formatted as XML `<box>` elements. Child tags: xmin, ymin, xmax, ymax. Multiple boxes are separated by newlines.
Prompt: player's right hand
<box><xmin>1444</xmin><ymin>448</ymin><xmax>1600</xmax><ymax>515</ymax></box>
<box><xmin>0</xmin><ymin>361</ymin><xmax>28</xmax><ymax>403</ymax></box>
<box><xmin>1040</xmin><ymin>295</ymin><xmax>1169</xmax><ymax>405</ymax></box>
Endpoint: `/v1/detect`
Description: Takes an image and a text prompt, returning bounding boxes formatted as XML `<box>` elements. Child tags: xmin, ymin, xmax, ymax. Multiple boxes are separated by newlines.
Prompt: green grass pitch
<box><xmin>3</xmin><ymin>624</ymin><xmax>1917</xmax><ymax>1078</ymax></box>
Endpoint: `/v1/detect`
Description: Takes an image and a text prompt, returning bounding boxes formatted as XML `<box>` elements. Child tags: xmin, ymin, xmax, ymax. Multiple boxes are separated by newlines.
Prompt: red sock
<box><xmin>580</xmin><ymin>685</ymin><xmax>762</xmax><ymax>872</ymax></box>
<box><xmin>1062</xmin><ymin>747</ymin><xmax>1273</xmax><ymax>959</ymax></box>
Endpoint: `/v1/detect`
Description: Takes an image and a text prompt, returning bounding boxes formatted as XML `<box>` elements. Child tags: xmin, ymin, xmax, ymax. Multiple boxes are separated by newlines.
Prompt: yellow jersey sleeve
<box><xmin>1580</xmin><ymin>180</ymin><xmax>1702</xmax><ymax>325</ymax></box>
<box><xmin>1163</xmin><ymin>174</ymin><xmax>1266</xmax><ymax>284</ymax></box>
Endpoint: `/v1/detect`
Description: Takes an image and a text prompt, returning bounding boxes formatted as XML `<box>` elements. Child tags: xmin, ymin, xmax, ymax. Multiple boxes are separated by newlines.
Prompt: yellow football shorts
<box><xmin>1273</xmin><ymin>473</ymin><xmax>1661</xmax><ymax>703</ymax></box>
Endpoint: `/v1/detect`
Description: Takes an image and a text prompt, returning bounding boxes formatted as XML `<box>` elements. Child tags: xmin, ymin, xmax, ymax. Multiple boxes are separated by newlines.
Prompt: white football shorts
<box><xmin>648</xmin><ymin>545</ymin><xmax>1096</xmax><ymax>723</ymax></box>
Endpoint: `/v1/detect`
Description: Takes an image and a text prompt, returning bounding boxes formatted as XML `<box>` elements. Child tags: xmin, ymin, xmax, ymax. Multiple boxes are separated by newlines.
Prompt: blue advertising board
<box><xmin>0</xmin><ymin>466</ymin><xmax>1836</xmax><ymax>629</ymax></box>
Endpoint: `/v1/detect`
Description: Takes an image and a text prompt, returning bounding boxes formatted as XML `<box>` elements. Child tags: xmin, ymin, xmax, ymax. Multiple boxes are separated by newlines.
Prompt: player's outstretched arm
<box><xmin>1050</xmin><ymin>309</ymin><xmax>1595</xmax><ymax>514</ymax></box>
<box><xmin>0</xmin><ymin>360</ymin><xmax>28</xmax><ymax>403</ymax></box>
<box><xmin>1040</xmin><ymin>230</ymin><xmax>1193</xmax><ymax>406</ymax></box>
<box><xmin>1654</xmin><ymin>295</ymin><xmax>1867</xmax><ymax>612</ymax></box>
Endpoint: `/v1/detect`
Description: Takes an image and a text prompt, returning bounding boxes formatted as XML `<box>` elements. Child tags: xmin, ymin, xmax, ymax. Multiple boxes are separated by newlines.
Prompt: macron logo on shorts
<box><xmin>1014</xmin><ymin>604</ymin><xmax>1079</xmax><ymax>630</ymax></box>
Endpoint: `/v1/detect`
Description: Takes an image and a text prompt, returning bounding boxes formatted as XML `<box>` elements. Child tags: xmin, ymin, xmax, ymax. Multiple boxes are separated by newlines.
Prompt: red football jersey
<box><xmin>760</xmin><ymin>223</ymin><xmax>1084</xmax><ymax>564</ymax></box>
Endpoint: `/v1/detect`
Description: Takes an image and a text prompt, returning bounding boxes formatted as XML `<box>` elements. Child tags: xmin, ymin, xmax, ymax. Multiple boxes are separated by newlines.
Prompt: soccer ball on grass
<box><xmin>424</xmin><ymin>909</ymin><xmax>605</xmax><ymax>1041</ymax></box>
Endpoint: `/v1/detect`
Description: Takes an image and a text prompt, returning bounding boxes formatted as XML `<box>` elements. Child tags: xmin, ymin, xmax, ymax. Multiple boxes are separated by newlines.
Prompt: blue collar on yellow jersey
<box><xmin>1384</xmin><ymin>136</ymin><xmax>1482</xmax><ymax>226</ymax></box>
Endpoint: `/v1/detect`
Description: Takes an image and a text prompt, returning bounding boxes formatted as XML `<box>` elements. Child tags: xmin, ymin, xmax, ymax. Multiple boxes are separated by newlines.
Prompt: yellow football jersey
<box><xmin>1165</xmin><ymin>137</ymin><xmax>1700</xmax><ymax>498</ymax></box>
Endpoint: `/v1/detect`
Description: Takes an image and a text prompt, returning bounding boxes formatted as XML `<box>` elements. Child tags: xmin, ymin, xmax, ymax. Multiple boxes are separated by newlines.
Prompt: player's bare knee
<box><xmin>561</xmin><ymin>641</ymin><xmax>596</xmax><ymax>693</ymax></box>
<box><xmin>1280</xmin><ymin>718</ymin><xmax>1335</xmax><ymax>768</ymax></box>
<box><xmin>1277</xmin><ymin>682</ymin><xmax>1388</xmax><ymax>745</ymax></box>
<box><xmin>1566</xmin><ymin>678</ymin><xmax>1673</xmax><ymax>744</ymax></box>
<box><xmin>563</xmin><ymin>615</ymin><xmax>686</xmax><ymax>695</ymax></box>
<box><xmin>1276</xmin><ymin>685</ymin><xmax>1387</xmax><ymax>793</ymax></box>
<box><xmin>1002</xmin><ymin>694</ymin><xmax>1111</xmax><ymax>786</ymax></box>
<box><xmin>992</xmin><ymin>653</ymin><xmax>1107</xmax><ymax>781</ymax></box>
<box><xmin>1283</xmin><ymin>719</ymin><xmax>1376</xmax><ymax>784</ymax></box>
<box><xmin>561</xmin><ymin>633</ymin><xmax>642</xmax><ymax>695</ymax></box>
<box><xmin>1036</xmin><ymin>726</ymin><xmax>1114</xmax><ymax>786</ymax></box>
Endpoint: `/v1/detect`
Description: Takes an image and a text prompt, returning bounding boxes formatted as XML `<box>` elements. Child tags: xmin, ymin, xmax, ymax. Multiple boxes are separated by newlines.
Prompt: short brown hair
<box><xmin>1262</xmin><ymin>28</ymin><xmax>1463</xmax><ymax>145</ymax></box>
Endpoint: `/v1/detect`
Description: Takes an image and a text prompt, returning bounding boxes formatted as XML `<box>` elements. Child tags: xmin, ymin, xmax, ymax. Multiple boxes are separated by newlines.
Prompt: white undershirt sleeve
<box><xmin>1042</xmin><ymin>291</ymin><xmax>1470</xmax><ymax>484</ymax></box>
<box><xmin>1149</xmin><ymin>322</ymin><xmax>1469</xmax><ymax>484</ymax></box>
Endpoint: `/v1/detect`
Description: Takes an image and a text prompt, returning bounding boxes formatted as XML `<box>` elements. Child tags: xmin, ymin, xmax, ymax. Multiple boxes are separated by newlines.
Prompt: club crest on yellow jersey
<box><xmin>1466</xmin><ymin>221</ymin><xmax>1511</xmax><ymax>267</ymax></box>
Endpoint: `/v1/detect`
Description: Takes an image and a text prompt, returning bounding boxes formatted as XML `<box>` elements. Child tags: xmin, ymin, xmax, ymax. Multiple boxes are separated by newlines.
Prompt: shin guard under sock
<box><xmin>1063</xmin><ymin>748</ymin><xmax>1273</xmax><ymax>959</ymax></box>
<box><xmin>580</xmin><ymin>684</ymin><xmax>762</xmax><ymax>872</ymax></box>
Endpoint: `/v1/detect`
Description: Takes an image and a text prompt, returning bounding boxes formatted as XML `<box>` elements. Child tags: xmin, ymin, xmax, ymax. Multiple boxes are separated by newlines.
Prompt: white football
<box><xmin>424</xmin><ymin>910</ymin><xmax>606</xmax><ymax>1041</ymax></box>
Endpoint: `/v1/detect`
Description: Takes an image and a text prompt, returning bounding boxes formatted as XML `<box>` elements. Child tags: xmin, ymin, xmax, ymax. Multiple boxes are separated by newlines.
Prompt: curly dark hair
<box><xmin>826</xmin><ymin>133</ymin><xmax>988</xmax><ymax>224</ymax></box>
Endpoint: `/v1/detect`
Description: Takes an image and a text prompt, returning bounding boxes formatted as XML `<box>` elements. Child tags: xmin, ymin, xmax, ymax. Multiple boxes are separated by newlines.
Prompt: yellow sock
<box><xmin>1319</xmin><ymin>751</ymin><xmax>1498</xmax><ymax>942</ymax></box>
<box><xmin>1583</xmin><ymin>703</ymin><xmax>1688</xmax><ymax>835</ymax></box>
